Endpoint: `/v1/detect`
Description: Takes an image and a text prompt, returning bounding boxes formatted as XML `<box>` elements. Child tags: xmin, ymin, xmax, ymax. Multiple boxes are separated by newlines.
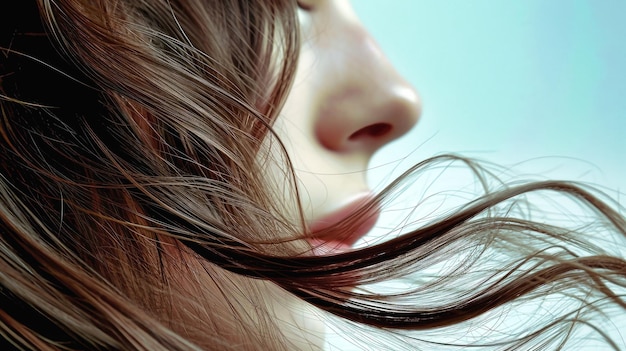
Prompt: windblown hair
<box><xmin>1</xmin><ymin>1</ymin><xmax>625</xmax><ymax>350</ymax></box>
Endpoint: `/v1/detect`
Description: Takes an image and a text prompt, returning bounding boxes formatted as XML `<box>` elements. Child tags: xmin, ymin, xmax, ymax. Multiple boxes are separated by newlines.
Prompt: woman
<box><xmin>1</xmin><ymin>1</ymin><xmax>624</xmax><ymax>350</ymax></box>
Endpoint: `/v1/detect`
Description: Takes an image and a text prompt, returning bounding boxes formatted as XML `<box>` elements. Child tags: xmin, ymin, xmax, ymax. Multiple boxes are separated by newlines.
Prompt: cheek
<box><xmin>263</xmin><ymin>117</ymin><xmax>328</xmax><ymax>219</ymax></box>
<box><xmin>260</xmin><ymin>48</ymin><xmax>318</xmax><ymax>216</ymax></box>
<box><xmin>264</xmin><ymin>45</ymin><xmax>373</xmax><ymax>222</ymax></box>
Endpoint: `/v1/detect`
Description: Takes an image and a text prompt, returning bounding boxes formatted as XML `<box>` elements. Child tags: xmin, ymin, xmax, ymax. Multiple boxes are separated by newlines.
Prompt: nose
<box><xmin>310</xmin><ymin>3</ymin><xmax>421</xmax><ymax>155</ymax></box>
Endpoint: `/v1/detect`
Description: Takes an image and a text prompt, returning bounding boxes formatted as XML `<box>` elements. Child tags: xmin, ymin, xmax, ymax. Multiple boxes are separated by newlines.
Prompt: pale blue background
<box><xmin>356</xmin><ymin>1</ymin><xmax>626</xmax><ymax>193</ymax></box>
<box><xmin>331</xmin><ymin>3</ymin><xmax>626</xmax><ymax>349</ymax></box>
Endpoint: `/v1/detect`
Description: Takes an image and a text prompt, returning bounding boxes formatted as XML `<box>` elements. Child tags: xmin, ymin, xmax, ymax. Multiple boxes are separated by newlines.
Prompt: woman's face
<box><xmin>270</xmin><ymin>0</ymin><xmax>421</xmax><ymax>254</ymax></box>
<box><xmin>256</xmin><ymin>1</ymin><xmax>421</xmax><ymax>348</ymax></box>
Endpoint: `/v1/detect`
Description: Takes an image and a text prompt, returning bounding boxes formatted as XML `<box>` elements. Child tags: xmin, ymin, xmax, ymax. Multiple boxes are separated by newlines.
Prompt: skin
<box><xmin>271</xmin><ymin>0</ymin><xmax>421</xmax><ymax>251</ymax></box>
<box><xmin>263</xmin><ymin>0</ymin><xmax>421</xmax><ymax>348</ymax></box>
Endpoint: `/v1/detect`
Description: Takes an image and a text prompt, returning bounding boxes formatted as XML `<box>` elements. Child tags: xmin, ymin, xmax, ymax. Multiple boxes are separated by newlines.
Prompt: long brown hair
<box><xmin>1</xmin><ymin>1</ymin><xmax>625</xmax><ymax>350</ymax></box>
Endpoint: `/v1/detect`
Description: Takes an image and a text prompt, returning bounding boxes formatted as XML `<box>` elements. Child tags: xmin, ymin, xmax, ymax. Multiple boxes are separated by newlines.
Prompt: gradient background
<box><xmin>355</xmin><ymin>1</ymin><xmax>625</xmax><ymax>194</ymax></box>
<box><xmin>326</xmin><ymin>2</ymin><xmax>625</xmax><ymax>349</ymax></box>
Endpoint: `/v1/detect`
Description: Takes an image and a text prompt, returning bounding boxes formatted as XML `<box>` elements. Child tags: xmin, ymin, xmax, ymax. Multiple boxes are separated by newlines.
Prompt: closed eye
<box><xmin>297</xmin><ymin>0</ymin><xmax>314</xmax><ymax>11</ymax></box>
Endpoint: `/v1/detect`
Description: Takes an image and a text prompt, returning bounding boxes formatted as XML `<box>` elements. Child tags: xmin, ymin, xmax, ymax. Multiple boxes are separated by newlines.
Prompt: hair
<box><xmin>1</xmin><ymin>1</ymin><xmax>625</xmax><ymax>350</ymax></box>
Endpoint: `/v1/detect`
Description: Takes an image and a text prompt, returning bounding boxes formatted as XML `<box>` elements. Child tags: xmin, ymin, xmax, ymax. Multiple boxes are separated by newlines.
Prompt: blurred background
<box><xmin>356</xmin><ymin>1</ymin><xmax>626</xmax><ymax>196</ymax></box>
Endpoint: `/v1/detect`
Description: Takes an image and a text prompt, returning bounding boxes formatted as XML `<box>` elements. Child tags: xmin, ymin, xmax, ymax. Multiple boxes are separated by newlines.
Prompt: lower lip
<box><xmin>308</xmin><ymin>193</ymin><xmax>381</xmax><ymax>255</ymax></box>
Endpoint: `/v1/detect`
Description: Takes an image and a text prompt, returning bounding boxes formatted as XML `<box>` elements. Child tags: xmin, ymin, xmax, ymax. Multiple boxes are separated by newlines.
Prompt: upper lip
<box><xmin>308</xmin><ymin>192</ymin><xmax>381</xmax><ymax>250</ymax></box>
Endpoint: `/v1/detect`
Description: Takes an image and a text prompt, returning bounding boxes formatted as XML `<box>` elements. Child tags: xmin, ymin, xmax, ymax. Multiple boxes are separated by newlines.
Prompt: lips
<box><xmin>308</xmin><ymin>192</ymin><xmax>380</xmax><ymax>255</ymax></box>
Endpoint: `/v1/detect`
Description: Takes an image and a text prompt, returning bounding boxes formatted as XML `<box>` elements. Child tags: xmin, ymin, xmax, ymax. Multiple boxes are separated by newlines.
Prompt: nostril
<box><xmin>348</xmin><ymin>123</ymin><xmax>392</xmax><ymax>140</ymax></box>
